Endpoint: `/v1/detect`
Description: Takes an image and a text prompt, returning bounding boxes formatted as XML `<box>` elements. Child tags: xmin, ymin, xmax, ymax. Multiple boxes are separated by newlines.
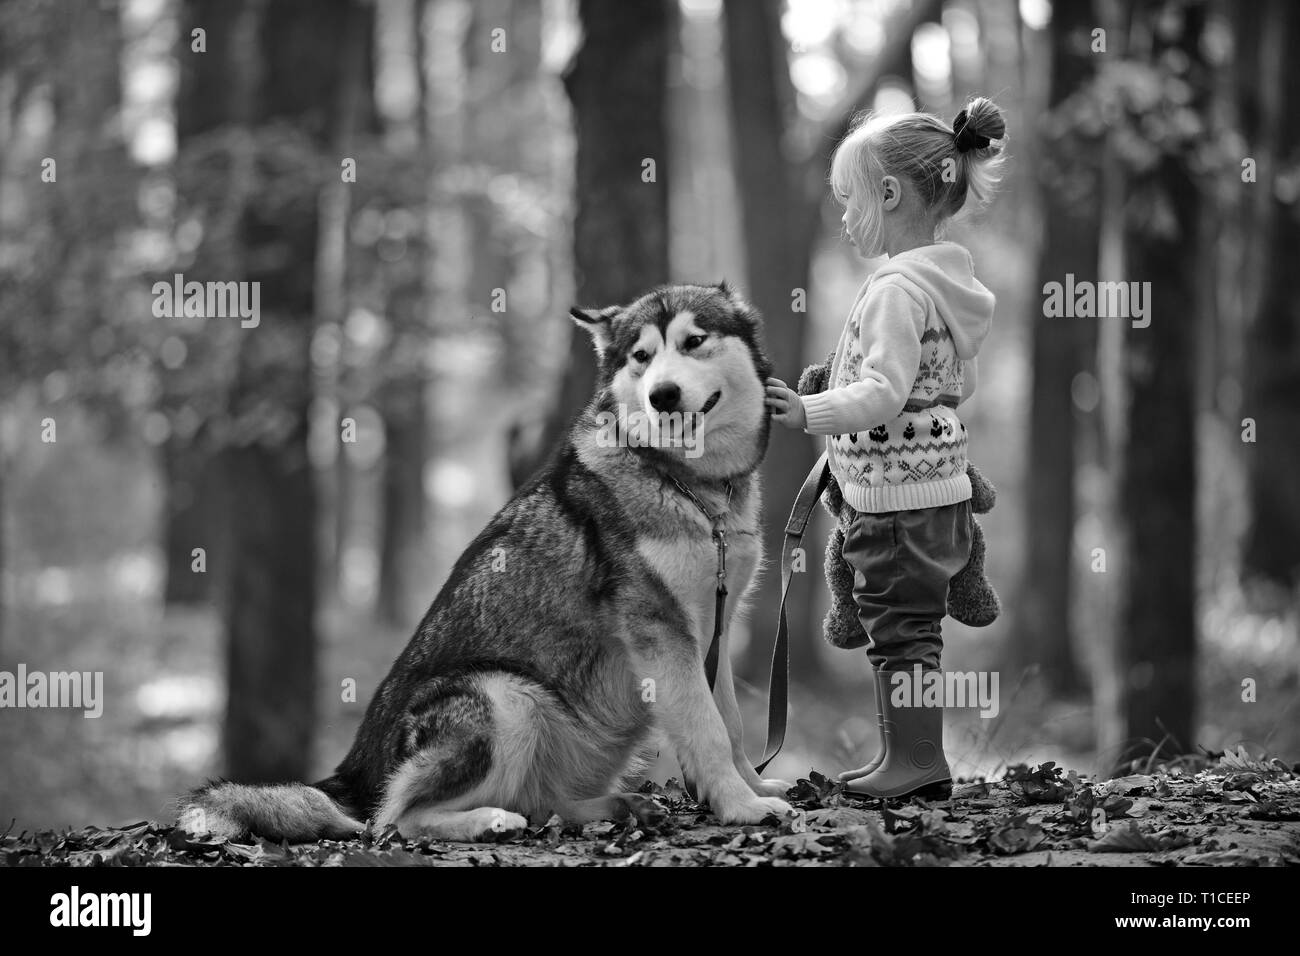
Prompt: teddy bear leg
<box><xmin>967</xmin><ymin>461</ymin><xmax>997</xmax><ymax>515</ymax></box>
<box><xmin>824</xmin><ymin>524</ymin><xmax>867</xmax><ymax>646</ymax></box>
<box><xmin>947</xmin><ymin>517</ymin><xmax>1001</xmax><ymax>627</ymax></box>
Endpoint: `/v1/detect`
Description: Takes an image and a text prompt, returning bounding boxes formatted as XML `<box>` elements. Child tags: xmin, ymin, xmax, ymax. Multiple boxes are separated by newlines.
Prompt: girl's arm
<box><xmin>801</xmin><ymin>281</ymin><xmax>926</xmax><ymax>436</ymax></box>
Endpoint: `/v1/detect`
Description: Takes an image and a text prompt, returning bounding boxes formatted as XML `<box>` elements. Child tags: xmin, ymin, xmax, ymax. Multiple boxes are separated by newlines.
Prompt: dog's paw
<box><xmin>477</xmin><ymin>808</ymin><xmax>529</xmax><ymax>839</ymax></box>
<box><xmin>715</xmin><ymin>795</ymin><xmax>795</xmax><ymax>825</ymax></box>
<box><xmin>752</xmin><ymin>778</ymin><xmax>794</xmax><ymax>798</ymax></box>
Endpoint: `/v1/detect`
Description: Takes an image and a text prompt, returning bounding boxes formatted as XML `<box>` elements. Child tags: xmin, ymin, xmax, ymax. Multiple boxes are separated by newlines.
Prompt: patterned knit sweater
<box><xmin>801</xmin><ymin>242</ymin><xmax>995</xmax><ymax>513</ymax></box>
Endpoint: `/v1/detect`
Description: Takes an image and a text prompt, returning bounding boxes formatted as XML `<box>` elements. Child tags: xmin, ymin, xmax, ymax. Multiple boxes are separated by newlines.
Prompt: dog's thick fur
<box><xmin>180</xmin><ymin>283</ymin><xmax>794</xmax><ymax>843</ymax></box>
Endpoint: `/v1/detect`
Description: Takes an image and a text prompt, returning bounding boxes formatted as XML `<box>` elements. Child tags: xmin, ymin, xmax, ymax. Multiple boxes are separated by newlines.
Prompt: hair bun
<box><xmin>953</xmin><ymin>97</ymin><xmax>1006</xmax><ymax>153</ymax></box>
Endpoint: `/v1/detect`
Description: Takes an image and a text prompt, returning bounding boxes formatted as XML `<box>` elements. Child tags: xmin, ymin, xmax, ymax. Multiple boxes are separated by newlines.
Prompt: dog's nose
<box><xmin>649</xmin><ymin>383</ymin><xmax>681</xmax><ymax>412</ymax></box>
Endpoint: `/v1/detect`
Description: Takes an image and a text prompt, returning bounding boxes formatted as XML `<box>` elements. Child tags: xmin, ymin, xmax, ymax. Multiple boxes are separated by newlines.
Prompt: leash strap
<box><xmin>668</xmin><ymin>476</ymin><xmax>732</xmax><ymax>692</ymax></box>
<box><xmin>753</xmin><ymin>451</ymin><xmax>831</xmax><ymax>774</ymax></box>
<box><xmin>702</xmin><ymin>519</ymin><xmax>726</xmax><ymax>688</ymax></box>
<box><xmin>674</xmin><ymin>455</ymin><xmax>829</xmax><ymax>779</ymax></box>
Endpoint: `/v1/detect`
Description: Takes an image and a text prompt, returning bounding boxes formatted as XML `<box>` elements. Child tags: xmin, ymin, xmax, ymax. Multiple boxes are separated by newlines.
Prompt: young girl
<box><xmin>765</xmin><ymin>98</ymin><xmax>1006</xmax><ymax>799</ymax></box>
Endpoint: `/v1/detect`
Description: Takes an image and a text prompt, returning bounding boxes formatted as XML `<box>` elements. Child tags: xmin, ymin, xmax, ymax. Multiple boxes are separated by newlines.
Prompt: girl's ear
<box><xmin>881</xmin><ymin>175</ymin><xmax>902</xmax><ymax>212</ymax></box>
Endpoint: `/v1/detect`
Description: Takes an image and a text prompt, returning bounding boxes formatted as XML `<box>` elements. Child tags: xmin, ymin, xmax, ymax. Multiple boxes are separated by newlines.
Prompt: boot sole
<box><xmin>844</xmin><ymin>777</ymin><xmax>953</xmax><ymax>802</ymax></box>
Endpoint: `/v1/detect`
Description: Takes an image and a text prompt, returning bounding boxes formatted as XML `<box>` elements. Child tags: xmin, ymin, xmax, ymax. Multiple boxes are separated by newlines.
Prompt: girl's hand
<box><xmin>764</xmin><ymin>378</ymin><xmax>807</xmax><ymax>430</ymax></box>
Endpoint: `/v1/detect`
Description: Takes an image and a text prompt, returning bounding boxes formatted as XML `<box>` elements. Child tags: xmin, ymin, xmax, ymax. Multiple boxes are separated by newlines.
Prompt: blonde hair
<box><xmin>830</xmin><ymin>96</ymin><xmax>1007</xmax><ymax>256</ymax></box>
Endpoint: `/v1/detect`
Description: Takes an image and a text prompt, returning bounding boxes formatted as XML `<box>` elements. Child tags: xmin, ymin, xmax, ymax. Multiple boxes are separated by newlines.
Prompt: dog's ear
<box><xmin>718</xmin><ymin>284</ymin><xmax>760</xmax><ymax>327</ymax></box>
<box><xmin>570</xmin><ymin>305</ymin><xmax>619</xmax><ymax>351</ymax></box>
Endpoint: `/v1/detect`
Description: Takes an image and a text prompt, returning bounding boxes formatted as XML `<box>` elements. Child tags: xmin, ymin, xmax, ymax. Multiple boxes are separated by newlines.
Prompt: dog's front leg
<box><xmin>713</xmin><ymin>648</ymin><xmax>793</xmax><ymax>798</ymax></box>
<box><xmin>635</xmin><ymin>638</ymin><xmax>793</xmax><ymax>825</ymax></box>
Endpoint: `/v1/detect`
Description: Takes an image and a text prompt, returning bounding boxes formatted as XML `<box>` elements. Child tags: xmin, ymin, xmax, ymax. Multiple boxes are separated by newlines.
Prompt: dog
<box><xmin>179</xmin><ymin>282</ymin><xmax>794</xmax><ymax>843</ymax></box>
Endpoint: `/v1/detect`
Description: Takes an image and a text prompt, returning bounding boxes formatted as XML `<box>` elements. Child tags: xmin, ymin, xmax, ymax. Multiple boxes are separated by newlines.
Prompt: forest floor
<box><xmin>5</xmin><ymin>748</ymin><xmax>1299</xmax><ymax>867</ymax></box>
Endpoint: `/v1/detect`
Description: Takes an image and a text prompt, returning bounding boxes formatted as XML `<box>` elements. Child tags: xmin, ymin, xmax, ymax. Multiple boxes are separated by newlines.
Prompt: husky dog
<box><xmin>180</xmin><ymin>283</ymin><xmax>793</xmax><ymax>843</ymax></box>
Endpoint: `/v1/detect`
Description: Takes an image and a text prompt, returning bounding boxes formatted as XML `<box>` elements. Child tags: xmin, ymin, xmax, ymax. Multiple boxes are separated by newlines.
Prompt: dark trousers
<box><xmin>840</xmin><ymin>500</ymin><xmax>973</xmax><ymax>671</ymax></box>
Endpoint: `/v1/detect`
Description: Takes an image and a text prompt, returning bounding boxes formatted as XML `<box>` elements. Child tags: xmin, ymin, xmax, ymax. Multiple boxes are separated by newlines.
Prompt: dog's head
<box><xmin>571</xmin><ymin>283</ymin><xmax>772</xmax><ymax>479</ymax></box>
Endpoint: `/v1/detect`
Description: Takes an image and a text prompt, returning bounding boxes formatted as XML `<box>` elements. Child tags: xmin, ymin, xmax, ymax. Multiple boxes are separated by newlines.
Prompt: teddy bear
<box><xmin>796</xmin><ymin>355</ymin><xmax>1001</xmax><ymax>649</ymax></box>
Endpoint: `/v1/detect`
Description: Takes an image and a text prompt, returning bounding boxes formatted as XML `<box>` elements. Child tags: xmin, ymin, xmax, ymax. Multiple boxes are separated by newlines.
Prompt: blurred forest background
<box><xmin>1</xmin><ymin>0</ymin><xmax>1297</xmax><ymax>831</ymax></box>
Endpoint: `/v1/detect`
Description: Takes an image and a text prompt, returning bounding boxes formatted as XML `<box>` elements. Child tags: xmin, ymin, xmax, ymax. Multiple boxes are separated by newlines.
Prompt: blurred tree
<box><xmin>164</xmin><ymin>1</ymin><xmax>247</xmax><ymax>608</ymax></box>
<box><xmin>1107</xmin><ymin>0</ymin><xmax>1205</xmax><ymax>769</ymax></box>
<box><xmin>314</xmin><ymin>0</ymin><xmax>376</xmax><ymax>599</ymax></box>
<box><xmin>513</xmin><ymin>0</ymin><xmax>672</xmax><ymax>485</ymax></box>
<box><xmin>0</xmin><ymin>0</ymin><xmax>138</xmax><ymax>633</ymax></box>
<box><xmin>161</xmin><ymin>438</ymin><xmax>226</xmax><ymax>604</ymax></box>
<box><xmin>722</xmin><ymin>0</ymin><xmax>822</xmax><ymax>682</ymax></box>
<box><xmin>1242</xmin><ymin>0</ymin><xmax>1300</xmax><ymax>588</ymax></box>
<box><xmin>1013</xmin><ymin>0</ymin><xmax>1099</xmax><ymax>696</ymax></box>
<box><xmin>174</xmin><ymin>0</ymin><xmax>358</xmax><ymax>782</ymax></box>
<box><xmin>317</xmin><ymin>0</ymin><xmax>424</xmax><ymax>633</ymax></box>
<box><xmin>465</xmin><ymin>0</ymin><xmax>522</xmax><ymax>385</ymax></box>
<box><xmin>372</xmin><ymin>0</ymin><xmax>436</xmax><ymax>627</ymax></box>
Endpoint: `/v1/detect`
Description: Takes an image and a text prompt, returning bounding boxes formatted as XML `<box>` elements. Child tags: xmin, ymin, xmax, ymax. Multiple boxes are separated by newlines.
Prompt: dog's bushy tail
<box><xmin>178</xmin><ymin>777</ymin><xmax>364</xmax><ymax>843</ymax></box>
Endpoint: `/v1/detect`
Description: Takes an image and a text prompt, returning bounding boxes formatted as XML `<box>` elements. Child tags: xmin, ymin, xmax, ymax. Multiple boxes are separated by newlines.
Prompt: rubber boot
<box><xmin>843</xmin><ymin>670</ymin><xmax>952</xmax><ymax>800</ymax></box>
<box><xmin>838</xmin><ymin>667</ymin><xmax>888</xmax><ymax>784</ymax></box>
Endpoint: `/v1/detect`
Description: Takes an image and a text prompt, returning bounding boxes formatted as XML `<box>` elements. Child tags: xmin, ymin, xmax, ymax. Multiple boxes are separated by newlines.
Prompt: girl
<box><xmin>765</xmin><ymin>98</ymin><xmax>1006</xmax><ymax>799</ymax></box>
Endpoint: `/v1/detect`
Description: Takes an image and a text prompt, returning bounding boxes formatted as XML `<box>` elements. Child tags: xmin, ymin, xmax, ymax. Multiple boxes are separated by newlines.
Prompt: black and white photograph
<box><xmin>0</xmin><ymin>0</ymin><xmax>1296</xmax><ymax>931</ymax></box>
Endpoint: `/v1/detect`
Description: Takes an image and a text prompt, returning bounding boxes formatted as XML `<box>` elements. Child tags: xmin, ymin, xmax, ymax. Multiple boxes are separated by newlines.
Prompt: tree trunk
<box><xmin>518</xmin><ymin>0</ymin><xmax>672</xmax><ymax>483</ymax></box>
<box><xmin>162</xmin><ymin>435</ymin><xmax>224</xmax><ymax>605</ymax></box>
<box><xmin>464</xmin><ymin>0</ymin><xmax>531</xmax><ymax>387</ymax></box>
<box><xmin>371</xmin><ymin>0</ymin><xmax>427</xmax><ymax>627</ymax></box>
<box><xmin>1242</xmin><ymin>0</ymin><xmax>1300</xmax><ymax>587</ymax></box>
<box><xmin>181</xmin><ymin>0</ymin><xmax>353</xmax><ymax>783</ymax></box>
<box><xmin>1111</xmin><ymin>1</ymin><xmax>1204</xmax><ymax>770</ymax></box>
<box><xmin>165</xmin><ymin>0</ymin><xmax>247</xmax><ymax>608</ymax></box>
<box><xmin>318</xmin><ymin>0</ymin><xmax>382</xmax><ymax>616</ymax></box>
<box><xmin>721</xmin><ymin>0</ymin><xmax>821</xmax><ymax>683</ymax></box>
<box><xmin>1012</xmin><ymin>0</ymin><xmax>1097</xmax><ymax>696</ymax></box>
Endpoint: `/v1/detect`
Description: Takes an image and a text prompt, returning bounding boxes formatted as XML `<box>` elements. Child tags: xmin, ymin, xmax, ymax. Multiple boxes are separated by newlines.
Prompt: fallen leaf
<box><xmin>987</xmin><ymin>813</ymin><xmax>1046</xmax><ymax>855</ymax></box>
<box><xmin>221</xmin><ymin>842</ymin><xmax>264</xmax><ymax>863</ymax></box>
<box><xmin>1006</xmin><ymin>762</ymin><xmax>1074</xmax><ymax>804</ymax></box>
<box><xmin>1101</xmin><ymin>774</ymin><xmax>1154</xmax><ymax>796</ymax></box>
<box><xmin>769</xmin><ymin>832</ymin><xmax>833</xmax><ymax>858</ymax></box>
<box><xmin>1087</xmin><ymin>821</ymin><xmax>1192</xmax><ymax>853</ymax></box>
<box><xmin>787</xmin><ymin>771</ymin><xmax>844</xmax><ymax>808</ymax></box>
<box><xmin>805</xmin><ymin>806</ymin><xmax>874</xmax><ymax>829</ymax></box>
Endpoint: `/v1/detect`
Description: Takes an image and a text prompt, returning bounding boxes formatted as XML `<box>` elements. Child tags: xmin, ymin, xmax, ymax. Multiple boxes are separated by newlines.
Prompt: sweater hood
<box><xmin>871</xmin><ymin>242</ymin><xmax>994</xmax><ymax>360</ymax></box>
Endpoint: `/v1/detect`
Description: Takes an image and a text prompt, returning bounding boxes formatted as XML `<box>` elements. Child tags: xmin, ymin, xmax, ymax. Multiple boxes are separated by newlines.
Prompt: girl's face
<box><xmin>841</xmin><ymin>187</ymin><xmax>886</xmax><ymax>258</ymax></box>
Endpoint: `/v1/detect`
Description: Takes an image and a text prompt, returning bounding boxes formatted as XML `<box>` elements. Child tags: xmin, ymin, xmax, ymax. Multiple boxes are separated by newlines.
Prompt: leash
<box><xmin>669</xmin><ymin>450</ymin><xmax>831</xmax><ymax>775</ymax></box>
<box><xmin>754</xmin><ymin>451</ymin><xmax>830</xmax><ymax>773</ymax></box>
<box><xmin>667</xmin><ymin>474</ymin><xmax>732</xmax><ymax>691</ymax></box>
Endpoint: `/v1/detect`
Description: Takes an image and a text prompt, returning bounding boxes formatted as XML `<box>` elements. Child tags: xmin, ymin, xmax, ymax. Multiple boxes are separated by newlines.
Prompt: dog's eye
<box><xmin>683</xmin><ymin>334</ymin><xmax>706</xmax><ymax>351</ymax></box>
<box><xmin>632</xmin><ymin>349</ymin><xmax>650</xmax><ymax>363</ymax></box>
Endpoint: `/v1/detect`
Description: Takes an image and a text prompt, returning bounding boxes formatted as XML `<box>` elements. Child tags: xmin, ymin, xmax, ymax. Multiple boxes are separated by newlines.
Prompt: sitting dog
<box><xmin>180</xmin><ymin>283</ymin><xmax>793</xmax><ymax>843</ymax></box>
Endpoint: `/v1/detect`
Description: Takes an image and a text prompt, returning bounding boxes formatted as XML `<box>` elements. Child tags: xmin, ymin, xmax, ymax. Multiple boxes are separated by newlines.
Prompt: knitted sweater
<box><xmin>801</xmin><ymin>242</ymin><xmax>995</xmax><ymax>513</ymax></box>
